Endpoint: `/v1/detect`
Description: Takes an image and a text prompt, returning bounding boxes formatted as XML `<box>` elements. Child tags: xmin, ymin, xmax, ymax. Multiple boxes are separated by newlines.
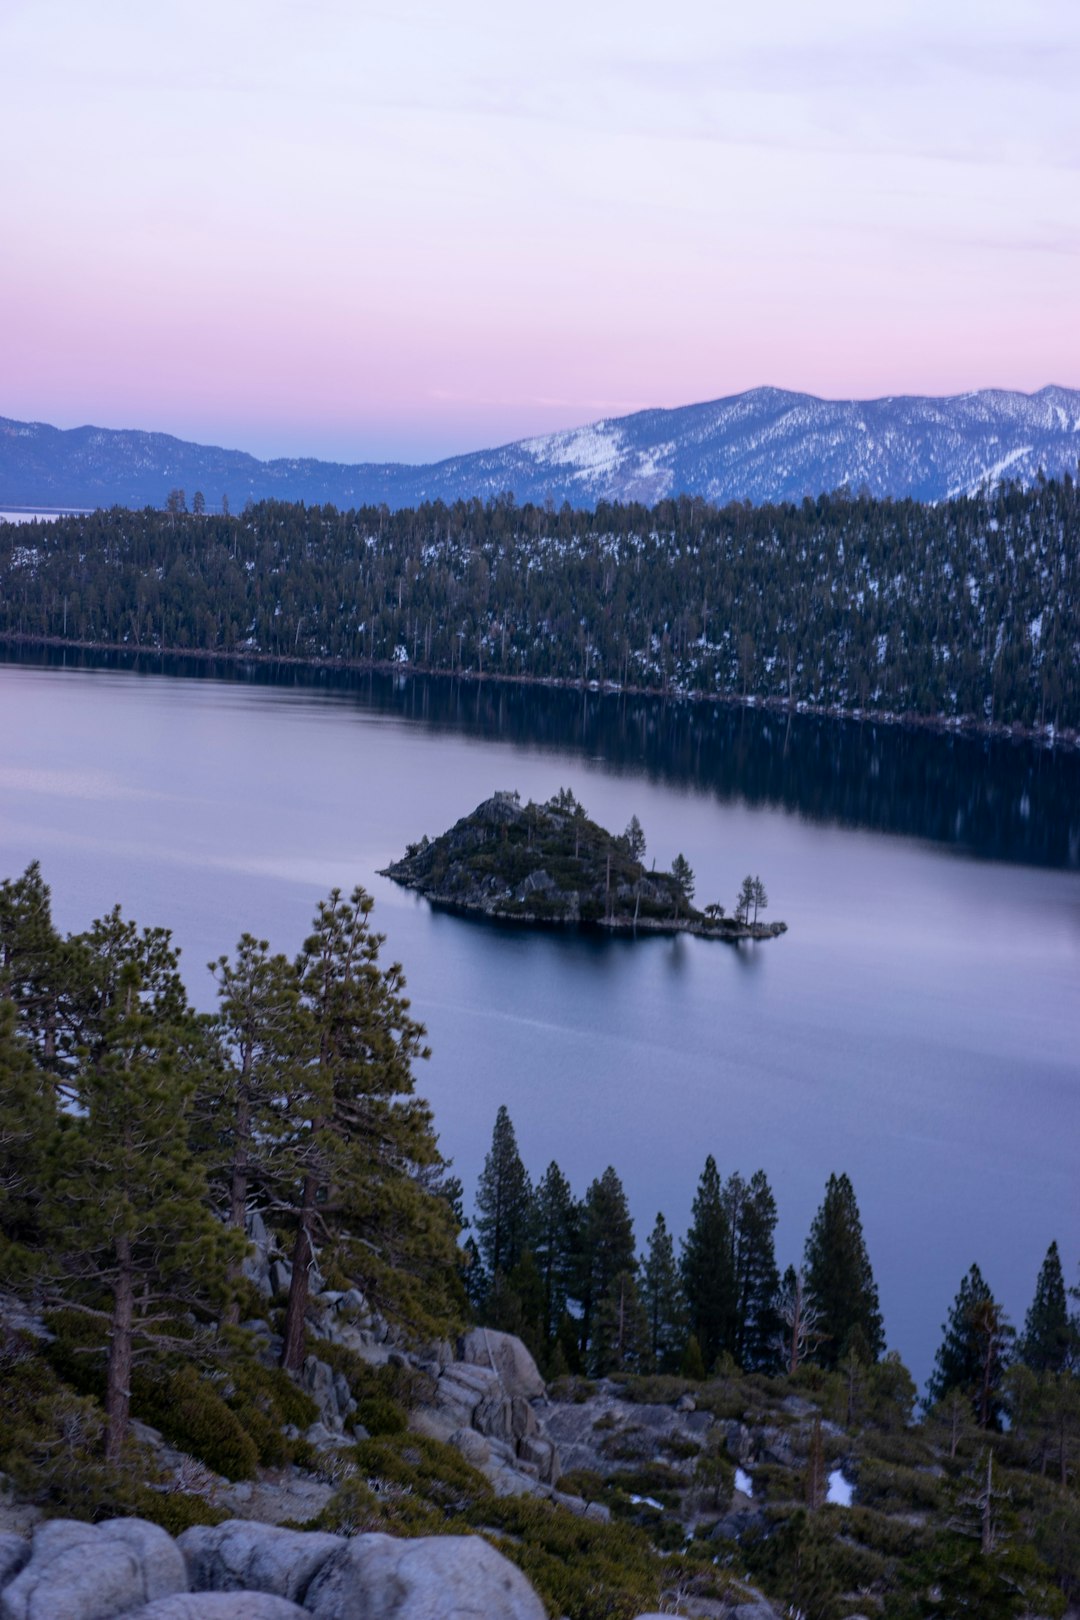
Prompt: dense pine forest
<box><xmin>2</xmin><ymin>865</ymin><xmax>1078</xmax><ymax>1618</ymax></box>
<box><xmin>2</xmin><ymin>475</ymin><xmax>1078</xmax><ymax>734</ymax></box>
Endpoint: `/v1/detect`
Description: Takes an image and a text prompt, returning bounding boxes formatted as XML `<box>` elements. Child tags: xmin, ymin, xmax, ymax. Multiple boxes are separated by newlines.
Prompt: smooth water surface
<box><xmin>1</xmin><ymin>656</ymin><xmax>1077</xmax><ymax>1383</ymax></box>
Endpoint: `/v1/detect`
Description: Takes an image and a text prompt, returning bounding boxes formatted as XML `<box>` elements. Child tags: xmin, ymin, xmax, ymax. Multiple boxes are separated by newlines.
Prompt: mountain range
<box><xmin>3</xmin><ymin>385</ymin><xmax>1079</xmax><ymax>513</ymax></box>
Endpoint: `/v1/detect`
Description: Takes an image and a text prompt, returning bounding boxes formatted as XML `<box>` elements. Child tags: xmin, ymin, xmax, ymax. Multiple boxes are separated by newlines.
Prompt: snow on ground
<box><xmin>735</xmin><ymin>1468</ymin><xmax>753</xmax><ymax>1497</ymax></box>
<box><xmin>826</xmin><ymin>1469</ymin><xmax>854</xmax><ymax>1506</ymax></box>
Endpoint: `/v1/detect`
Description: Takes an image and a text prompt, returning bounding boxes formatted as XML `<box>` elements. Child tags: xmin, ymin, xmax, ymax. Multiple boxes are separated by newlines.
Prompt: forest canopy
<box><xmin>1</xmin><ymin>475</ymin><xmax>1077</xmax><ymax>733</ymax></box>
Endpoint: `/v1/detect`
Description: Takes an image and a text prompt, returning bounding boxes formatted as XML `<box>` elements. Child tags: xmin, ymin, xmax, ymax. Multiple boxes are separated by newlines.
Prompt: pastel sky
<box><xmin>3</xmin><ymin>0</ymin><xmax>1079</xmax><ymax>462</ymax></box>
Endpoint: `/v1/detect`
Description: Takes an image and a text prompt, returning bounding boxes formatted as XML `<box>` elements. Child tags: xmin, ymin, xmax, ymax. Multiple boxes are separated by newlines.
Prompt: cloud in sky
<box><xmin>2</xmin><ymin>0</ymin><xmax>1078</xmax><ymax>461</ymax></box>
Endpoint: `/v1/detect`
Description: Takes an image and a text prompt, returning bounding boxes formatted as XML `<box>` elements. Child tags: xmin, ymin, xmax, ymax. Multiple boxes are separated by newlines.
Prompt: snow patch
<box><xmin>826</xmin><ymin>1468</ymin><xmax>853</xmax><ymax>1506</ymax></box>
<box><xmin>735</xmin><ymin>1467</ymin><xmax>753</xmax><ymax>1497</ymax></box>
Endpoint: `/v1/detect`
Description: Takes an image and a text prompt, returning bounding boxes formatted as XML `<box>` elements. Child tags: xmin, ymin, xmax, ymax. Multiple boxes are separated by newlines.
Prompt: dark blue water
<box><xmin>1</xmin><ymin>654</ymin><xmax>1077</xmax><ymax>1385</ymax></box>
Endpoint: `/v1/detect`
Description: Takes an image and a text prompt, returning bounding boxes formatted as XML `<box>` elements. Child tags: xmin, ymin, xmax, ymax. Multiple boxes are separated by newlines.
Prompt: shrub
<box><xmin>134</xmin><ymin>1365</ymin><xmax>259</xmax><ymax>1481</ymax></box>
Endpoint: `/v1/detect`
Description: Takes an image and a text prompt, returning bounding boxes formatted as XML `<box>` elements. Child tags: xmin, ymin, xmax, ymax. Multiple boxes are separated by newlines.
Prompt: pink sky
<box><xmin>3</xmin><ymin>0</ymin><xmax>1078</xmax><ymax>463</ymax></box>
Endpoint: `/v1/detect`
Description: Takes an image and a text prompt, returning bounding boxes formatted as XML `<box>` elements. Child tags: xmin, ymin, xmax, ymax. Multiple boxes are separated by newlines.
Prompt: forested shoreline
<box><xmin>1</xmin><ymin>476</ymin><xmax>1078</xmax><ymax>738</ymax></box>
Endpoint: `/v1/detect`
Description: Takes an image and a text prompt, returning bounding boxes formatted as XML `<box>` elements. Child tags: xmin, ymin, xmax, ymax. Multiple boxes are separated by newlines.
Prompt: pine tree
<box><xmin>640</xmin><ymin>1212</ymin><xmax>687</xmax><ymax>1372</ymax></box>
<box><xmin>0</xmin><ymin>862</ymin><xmax>68</xmax><ymax>1083</ymax></box>
<box><xmin>591</xmin><ymin>1269</ymin><xmax>650</xmax><ymax>1375</ymax></box>
<box><xmin>48</xmin><ymin>908</ymin><xmax>234</xmax><ymax>1462</ymax></box>
<box><xmin>928</xmin><ymin>1263</ymin><xmax>1014</xmax><ymax>1430</ymax></box>
<box><xmin>475</xmin><ymin>1105</ymin><xmax>533</xmax><ymax>1285</ymax></box>
<box><xmin>530</xmin><ymin>1161</ymin><xmax>579</xmax><ymax>1347</ymax></box>
<box><xmin>0</xmin><ymin>999</ymin><xmax>53</xmax><ymax>1273</ymax></box>
<box><xmin>1021</xmin><ymin>1241</ymin><xmax>1072</xmax><ymax>1373</ymax></box>
<box><xmin>278</xmin><ymin>886</ymin><xmax>457</xmax><ymax>1369</ymax></box>
<box><xmin>803</xmin><ymin>1172</ymin><xmax>884</xmax><ymax>1368</ymax></box>
<box><xmin>204</xmin><ymin>934</ymin><xmax>305</xmax><ymax>1325</ymax></box>
<box><xmin>681</xmin><ymin>1155</ymin><xmax>735</xmax><ymax>1369</ymax></box>
<box><xmin>671</xmin><ymin>854</ymin><xmax>695</xmax><ymax>917</ymax></box>
<box><xmin>726</xmin><ymin>1169</ymin><xmax>781</xmax><ymax>1369</ymax></box>
<box><xmin>578</xmin><ymin>1166</ymin><xmax>636</xmax><ymax>1362</ymax></box>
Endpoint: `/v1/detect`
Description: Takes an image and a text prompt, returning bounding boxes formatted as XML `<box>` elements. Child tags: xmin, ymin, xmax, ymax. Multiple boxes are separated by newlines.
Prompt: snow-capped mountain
<box><xmin>3</xmin><ymin>386</ymin><xmax>1079</xmax><ymax>513</ymax></box>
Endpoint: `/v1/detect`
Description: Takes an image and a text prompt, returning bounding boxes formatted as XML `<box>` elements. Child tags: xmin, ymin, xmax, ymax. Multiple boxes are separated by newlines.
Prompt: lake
<box><xmin>1</xmin><ymin>649</ymin><xmax>1077</xmax><ymax>1385</ymax></box>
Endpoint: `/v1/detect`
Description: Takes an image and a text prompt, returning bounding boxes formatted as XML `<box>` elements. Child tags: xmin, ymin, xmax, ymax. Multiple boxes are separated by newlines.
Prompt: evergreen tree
<box><xmin>578</xmin><ymin>1166</ymin><xmax>636</xmax><ymax>1362</ymax></box>
<box><xmin>475</xmin><ymin>1105</ymin><xmax>533</xmax><ymax>1284</ymax></box>
<box><xmin>624</xmin><ymin>815</ymin><xmax>646</xmax><ymax>866</ymax></box>
<box><xmin>48</xmin><ymin>908</ymin><xmax>234</xmax><ymax>1461</ymax></box>
<box><xmin>670</xmin><ymin>854</ymin><xmax>695</xmax><ymax>917</ymax></box>
<box><xmin>928</xmin><ymin>1263</ymin><xmax>1014</xmax><ymax>1429</ymax></box>
<box><xmin>0</xmin><ymin>999</ymin><xmax>52</xmax><ymax>1272</ymax></box>
<box><xmin>592</xmin><ymin>1269</ymin><xmax>650</xmax><ymax>1375</ymax></box>
<box><xmin>1021</xmin><ymin>1241</ymin><xmax>1073</xmax><ymax>1373</ymax></box>
<box><xmin>726</xmin><ymin>1169</ymin><xmax>781</xmax><ymax>1369</ymax></box>
<box><xmin>681</xmin><ymin>1155</ymin><xmax>735</xmax><ymax>1368</ymax></box>
<box><xmin>205</xmin><ymin>934</ymin><xmax>305</xmax><ymax>1325</ymax></box>
<box><xmin>0</xmin><ymin>862</ymin><xmax>69</xmax><ymax>1084</ymax></box>
<box><xmin>917</xmin><ymin>1450</ymin><xmax>1061</xmax><ymax>1619</ymax></box>
<box><xmin>803</xmin><ymin>1172</ymin><xmax>884</xmax><ymax>1368</ymax></box>
<box><xmin>640</xmin><ymin>1212</ymin><xmax>687</xmax><ymax>1372</ymax></box>
<box><xmin>530</xmin><ymin>1160</ymin><xmax>579</xmax><ymax>1347</ymax></box>
<box><xmin>278</xmin><ymin>886</ymin><xmax>457</xmax><ymax>1369</ymax></box>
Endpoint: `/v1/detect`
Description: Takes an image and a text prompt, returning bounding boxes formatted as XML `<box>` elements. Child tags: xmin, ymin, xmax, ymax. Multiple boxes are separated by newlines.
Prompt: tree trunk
<box><xmin>281</xmin><ymin>1171</ymin><xmax>318</xmax><ymax>1371</ymax></box>
<box><xmin>106</xmin><ymin>1240</ymin><xmax>134</xmax><ymax>1465</ymax></box>
<box><xmin>224</xmin><ymin>1053</ymin><xmax>253</xmax><ymax>1329</ymax></box>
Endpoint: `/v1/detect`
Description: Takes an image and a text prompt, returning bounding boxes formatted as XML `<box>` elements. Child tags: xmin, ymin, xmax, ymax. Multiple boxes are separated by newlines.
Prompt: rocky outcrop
<box><xmin>0</xmin><ymin>1520</ymin><xmax>550</xmax><ymax>1620</ymax></box>
<box><xmin>302</xmin><ymin>1533</ymin><xmax>547</xmax><ymax>1620</ymax></box>
<box><xmin>178</xmin><ymin>1524</ymin><xmax>345</xmax><ymax>1605</ymax></box>
<box><xmin>458</xmin><ymin>1328</ymin><xmax>545</xmax><ymax>1400</ymax></box>
<box><xmin>0</xmin><ymin>1518</ymin><xmax>187</xmax><ymax>1620</ymax></box>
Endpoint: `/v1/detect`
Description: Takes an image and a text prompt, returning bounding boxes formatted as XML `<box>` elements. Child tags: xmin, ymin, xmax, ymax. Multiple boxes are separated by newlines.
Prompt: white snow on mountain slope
<box><xmin>2</xmin><ymin>386</ymin><xmax>1079</xmax><ymax>511</ymax></box>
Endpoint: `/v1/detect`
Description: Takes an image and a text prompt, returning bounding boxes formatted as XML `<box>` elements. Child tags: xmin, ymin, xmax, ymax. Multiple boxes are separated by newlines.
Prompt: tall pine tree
<box><xmin>803</xmin><ymin>1172</ymin><xmax>884</xmax><ymax>1368</ymax></box>
<box><xmin>1021</xmin><ymin>1241</ymin><xmax>1072</xmax><ymax>1374</ymax></box>
<box><xmin>278</xmin><ymin>887</ymin><xmax>457</xmax><ymax>1368</ymax></box>
<box><xmin>641</xmin><ymin>1212</ymin><xmax>687</xmax><ymax>1372</ymax></box>
<box><xmin>578</xmin><ymin>1166</ymin><xmax>636</xmax><ymax>1364</ymax></box>
<box><xmin>530</xmin><ymin>1160</ymin><xmax>579</xmax><ymax>1348</ymax></box>
<box><xmin>475</xmin><ymin>1105</ymin><xmax>533</xmax><ymax>1285</ymax></box>
<box><xmin>681</xmin><ymin>1155</ymin><xmax>735</xmax><ymax>1369</ymax></box>
<box><xmin>928</xmin><ymin>1263</ymin><xmax>1014</xmax><ymax>1430</ymax></box>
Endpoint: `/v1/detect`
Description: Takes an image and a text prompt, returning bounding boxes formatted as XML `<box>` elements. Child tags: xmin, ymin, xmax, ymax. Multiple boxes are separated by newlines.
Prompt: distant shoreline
<box><xmin>0</xmin><ymin>632</ymin><xmax>1075</xmax><ymax>751</ymax></box>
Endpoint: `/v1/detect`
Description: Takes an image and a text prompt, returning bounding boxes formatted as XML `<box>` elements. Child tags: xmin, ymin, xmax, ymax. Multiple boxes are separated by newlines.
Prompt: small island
<box><xmin>380</xmin><ymin>789</ymin><xmax>787</xmax><ymax>941</ymax></box>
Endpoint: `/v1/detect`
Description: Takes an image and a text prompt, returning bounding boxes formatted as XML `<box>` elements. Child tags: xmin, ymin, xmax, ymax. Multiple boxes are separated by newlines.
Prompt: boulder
<box><xmin>0</xmin><ymin>1538</ymin><xmax>28</xmax><ymax>1588</ymax></box>
<box><xmin>305</xmin><ymin>1532</ymin><xmax>547</xmax><ymax>1620</ymax></box>
<box><xmin>1</xmin><ymin>1517</ymin><xmax>187</xmax><ymax>1620</ymax></box>
<box><xmin>299</xmin><ymin>1356</ymin><xmax>355</xmax><ymax>1430</ymax></box>
<box><xmin>473</xmin><ymin>1394</ymin><xmax>538</xmax><ymax>1447</ymax></box>
<box><xmin>128</xmin><ymin>1599</ymin><xmax>307</xmax><ymax>1620</ymax></box>
<box><xmin>516</xmin><ymin>1435</ymin><xmax>559</xmax><ymax>1485</ymax></box>
<box><xmin>458</xmin><ymin>1329</ymin><xmax>545</xmax><ymax>1400</ymax></box>
<box><xmin>177</xmin><ymin>1522</ymin><xmax>344</xmax><ymax>1604</ymax></box>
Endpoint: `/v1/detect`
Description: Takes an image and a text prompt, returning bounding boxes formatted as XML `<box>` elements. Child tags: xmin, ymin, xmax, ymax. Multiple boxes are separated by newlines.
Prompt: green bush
<box><xmin>355</xmin><ymin>1394</ymin><xmax>407</xmax><ymax>1436</ymax></box>
<box><xmin>352</xmin><ymin>1433</ymin><xmax>492</xmax><ymax>1515</ymax></box>
<box><xmin>134</xmin><ymin>1364</ymin><xmax>259</xmax><ymax>1481</ymax></box>
<box><xmin>469</xmin><ymin>1495</ymin><xmax>663</xmax><ymax>1620</ymax></box>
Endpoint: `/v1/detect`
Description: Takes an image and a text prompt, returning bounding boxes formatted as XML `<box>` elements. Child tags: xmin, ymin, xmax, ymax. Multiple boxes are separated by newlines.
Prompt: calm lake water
<box><xmin>1</xmin><ymin>651</ymin><xmax>1077</xmax><ymax>1385</ymax></box>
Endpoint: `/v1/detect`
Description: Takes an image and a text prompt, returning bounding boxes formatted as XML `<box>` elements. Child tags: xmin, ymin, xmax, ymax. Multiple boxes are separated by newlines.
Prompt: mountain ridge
<box><xmin>3</xmin><ymin>383</ymin><xmax>1079</xmax><ymax>513</ymax></box>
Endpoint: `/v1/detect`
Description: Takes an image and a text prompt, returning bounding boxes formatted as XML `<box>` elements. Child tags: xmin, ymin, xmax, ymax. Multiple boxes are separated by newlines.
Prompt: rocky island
<box><xmin>380</xmin><ymin>789</ymin><xmax>787</xmax><ymax>941</ymax></box>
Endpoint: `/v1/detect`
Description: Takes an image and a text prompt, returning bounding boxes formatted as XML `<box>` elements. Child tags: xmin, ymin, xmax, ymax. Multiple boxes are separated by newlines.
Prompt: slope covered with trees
<box><xmin>1</xmin><ymin>475</ymin><xmax>1077</xmax><ymax>733</ymax></box>
<box><xmin>2</xmin><ymin>868</ymin><xmax>1079</xmax><ymax>1617</ymax></box>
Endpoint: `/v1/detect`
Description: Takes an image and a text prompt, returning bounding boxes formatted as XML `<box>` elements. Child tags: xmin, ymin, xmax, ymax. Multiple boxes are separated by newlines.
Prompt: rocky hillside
<box><xmin>4</xmin><ymin>385</ymin><xmax>1079</xmax><ymax>511</ymax></box>
<box><xmin>380</xmin><ymin>790</ymin><xmax>785</xmax><ymax>940</ymax></box>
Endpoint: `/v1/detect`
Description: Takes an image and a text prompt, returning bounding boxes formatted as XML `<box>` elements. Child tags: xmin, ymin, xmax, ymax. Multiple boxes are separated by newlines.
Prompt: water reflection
<box><xmin>5</xmin><ymin>645</ymin><xmax>1076</xmax><ymax>868</ymax></box>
